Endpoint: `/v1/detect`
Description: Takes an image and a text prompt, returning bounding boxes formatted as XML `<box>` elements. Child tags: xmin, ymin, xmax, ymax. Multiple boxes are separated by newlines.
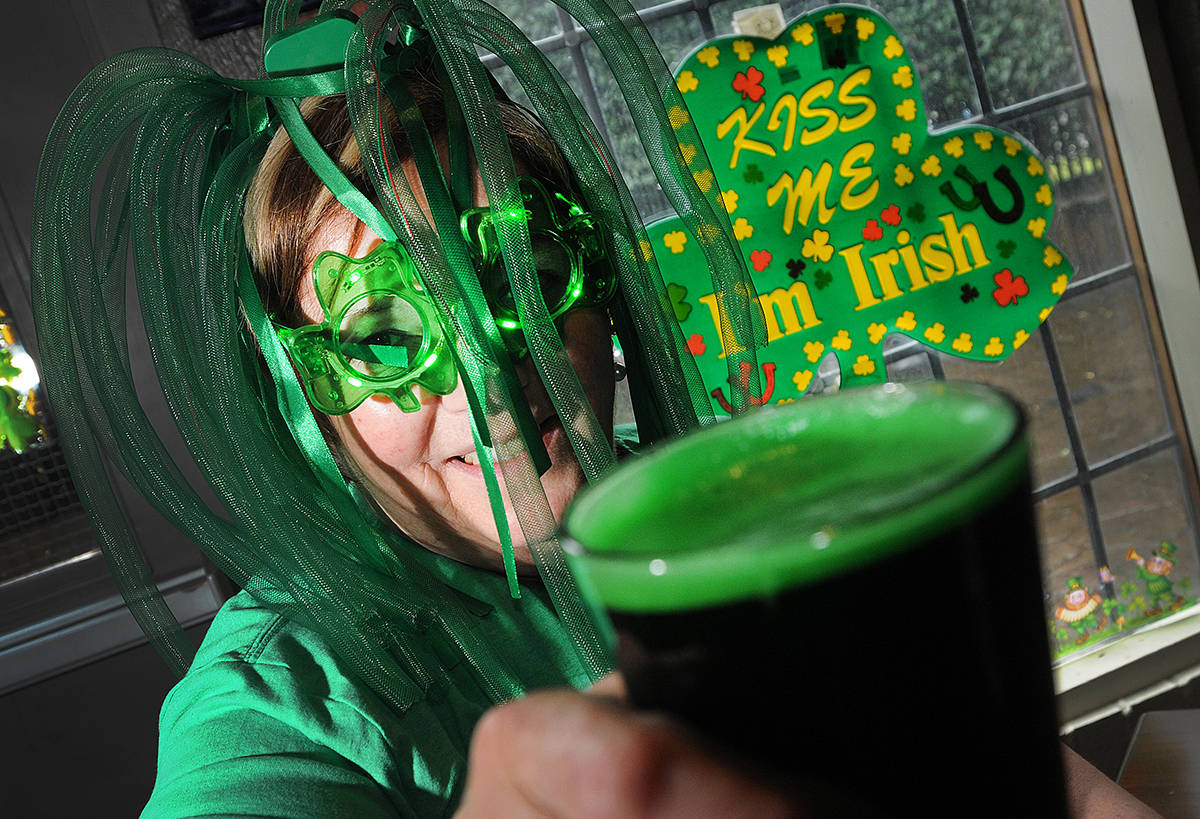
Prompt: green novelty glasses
<box><xmin>277</xmin><ymin>177</ymin><xmax>615</xmax><ymax>414</ymax></box>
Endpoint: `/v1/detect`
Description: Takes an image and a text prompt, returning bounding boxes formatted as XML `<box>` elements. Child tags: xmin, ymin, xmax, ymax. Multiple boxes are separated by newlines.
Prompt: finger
<box><xmin>584</xmin><ymin>672</ymin><xmax>629</xmax><ymax>704</ymax></box>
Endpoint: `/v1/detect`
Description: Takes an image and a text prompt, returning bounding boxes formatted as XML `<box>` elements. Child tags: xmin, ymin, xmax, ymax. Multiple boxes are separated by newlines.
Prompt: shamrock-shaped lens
<box><xmin>336</xmin><ymin>293</ymin><xmax>425</xmax><ymax>379</ymax></box>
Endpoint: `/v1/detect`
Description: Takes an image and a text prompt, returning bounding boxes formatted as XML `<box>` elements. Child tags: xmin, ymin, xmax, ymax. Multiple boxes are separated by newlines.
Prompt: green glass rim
<box><xmin>563</xmin><ymin>381</ymin><xmax>1028</xmax><ymax>614</ymax></box>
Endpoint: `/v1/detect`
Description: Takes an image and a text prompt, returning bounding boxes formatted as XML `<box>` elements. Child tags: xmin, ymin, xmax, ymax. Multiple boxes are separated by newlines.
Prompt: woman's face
<box><xmin>298</xmin><ymin>164</ymin><xmax>616</xmax><ymax>573</ymax></box>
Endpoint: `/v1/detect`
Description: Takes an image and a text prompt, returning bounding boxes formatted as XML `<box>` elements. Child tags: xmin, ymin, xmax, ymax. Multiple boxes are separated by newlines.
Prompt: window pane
<box><xmin>964</xmin><ymin>0</ymin><xmax>1084</xmax><ymax>109</ymax></box>
<box><xmin>708</xmin><ymin>0</ymin><xmax>982</xmax><ymax>126</ymax></box>
<box><xmin>1093</xmin><ymin>449</ymin><xmax>1199</xmax><ymax>621</ymax></box>
<box><xmin>1037</xmin><ymin>486</ymin><xmax>1094</xmax><ymax>631</ymax></box>
<box><xmin>1004</xmin><ymin>98</ymin><xmax>1130</xmax><ymax>281</ymax></box>
<box><xmin>1049</xmin><ymin>277</ymin><xmax>1170</xmax><ymax>466</ymax></box>
<box><xmin>940</xmin><ymin>330</ymin><xmax>1076</xmax><ymax>489</ymax></box>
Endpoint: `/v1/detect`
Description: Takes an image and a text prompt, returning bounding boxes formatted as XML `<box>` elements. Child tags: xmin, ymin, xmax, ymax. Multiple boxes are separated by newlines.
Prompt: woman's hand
<box><xmin>454</xmin><ymin>684</ymin><xmax>799</xmax><ymax>818</ymax></box>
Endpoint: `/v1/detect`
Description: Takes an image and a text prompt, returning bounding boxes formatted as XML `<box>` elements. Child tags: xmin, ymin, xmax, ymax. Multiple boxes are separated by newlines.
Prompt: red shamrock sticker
<box><xmin>880</xmin><ymin>204</ymin><xmax>901</xmax><ymax>226</ymax></box>
<box><xmin>687</xmin><ymin>333</ymin><xmax>707</xmax><ymax>356</ymax></box>
<box><xmin>862</xmin><ymin>219</ymin><xmax>883</xmax><ymax>241</ymax></box>
<box><xmin>732</xmin><ymin>66</ymin><xmax>766</xmax><ymax>102</ymax></box>
<box><xmin>749</xmin><ymin>248</ymin><xmax>773</xmax><ymax>272</ymax></box>
<box><xmin>992</xmin><ymin>269</ymin><xmax>1029</xmax><ymax>307</ymax></box>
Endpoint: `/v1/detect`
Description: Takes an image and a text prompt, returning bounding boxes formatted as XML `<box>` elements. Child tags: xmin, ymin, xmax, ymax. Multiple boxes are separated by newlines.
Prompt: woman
<box><xmin>32</xmin><ymin>0</ymin><xmax>771</xmax><ymax>811</ymax></box>
<box><xmin>30</xmin><ymin>1</ymin><xmax>1152</xmax><ymax>815</ymax></box>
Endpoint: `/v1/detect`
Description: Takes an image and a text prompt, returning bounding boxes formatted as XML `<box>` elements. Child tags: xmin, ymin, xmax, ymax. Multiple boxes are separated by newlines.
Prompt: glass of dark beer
<box><xmin>563</xmin><ymin>381</ymin><xmax>1066</xmax><ymax>814</ymax></box>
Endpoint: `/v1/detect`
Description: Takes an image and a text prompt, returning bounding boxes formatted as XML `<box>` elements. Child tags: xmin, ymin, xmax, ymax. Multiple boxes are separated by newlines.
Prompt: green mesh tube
<box><xmin>30</xmin><ymin>0</ymin><xmax>763</xmax><ymax>710</ymax></box>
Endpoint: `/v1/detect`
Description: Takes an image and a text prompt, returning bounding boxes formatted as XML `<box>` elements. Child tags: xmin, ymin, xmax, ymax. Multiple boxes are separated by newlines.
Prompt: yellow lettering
<box><xmin>767</xmin><ymin>94</ymin><xmax>798</xmax><ymax>153</ymax></box>
<box><xmin>897</xmin><ymin>241</ymin><xmax>929</xmax><ymax>291</ymax></box>
<box><xmin>920</xmin><ymin>233</ymin><xmax>955</xmax><ymax>282</ymax></box>
<box><xmin>798</xmin><ymin>79</ymin><xmax>838</xmax><ymax>146</ymax></box>
<box><xmin>766</xmin><ymin>165</ymin><xmax>835</xmax><ymax>234</ymax></box>
<box><xmin>839</xmin><ymin>243</ymin><xmax>879</xmax><ymax>310</ymax></box>
<box><xmin>699</xmin><ymin>291</ymin><xmax>747</xmax><ymax>359</ymax></box>
<box><xmin>939</xmin><ymin>214</ymin><xmax>990</xmax><ymax>274</ymax></box>
<box><xmin>868</xmin><ymin>249</ymin><xmax>905</xmax><ymax>302</ymax></box>
<box><xmin>838</xmin><ymin>68</ymin><xmax>876</xmax><ymax>133</ymax></box>
<box><xmin>757</xmin><ymin>282</ymin><xmax>822</xmax><ymax>341</ymax></box>
<box><xmin>838</xmin><ymin>142</ymin><xmax>878</xmax><ymax>213</ymax></box>
<box><xmin>716</xmin><ymin>103</ymin><xmax>776</xmax><ymax>170</ymax></box>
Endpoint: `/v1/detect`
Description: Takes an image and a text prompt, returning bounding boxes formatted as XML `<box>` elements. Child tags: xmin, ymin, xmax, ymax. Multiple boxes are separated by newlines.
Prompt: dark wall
<box><xmin>0</xmin><ymin>621</ymin><xmax>211</xmax><ymax>817</ymax></box>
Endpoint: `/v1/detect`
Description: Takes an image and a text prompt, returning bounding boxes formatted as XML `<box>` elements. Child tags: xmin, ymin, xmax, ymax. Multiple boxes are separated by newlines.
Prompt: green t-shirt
<box><xmin>142</xmin><ymin>582</ymin><xmax>587</xmax><ymax>818</ymax></box>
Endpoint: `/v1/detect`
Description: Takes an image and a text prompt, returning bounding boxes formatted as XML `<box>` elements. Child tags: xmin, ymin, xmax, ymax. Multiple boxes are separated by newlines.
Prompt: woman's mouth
<box><xmin>449</xmin><ymin>415</ymin><xmax>563</xmax><ymax>471</ymax></box>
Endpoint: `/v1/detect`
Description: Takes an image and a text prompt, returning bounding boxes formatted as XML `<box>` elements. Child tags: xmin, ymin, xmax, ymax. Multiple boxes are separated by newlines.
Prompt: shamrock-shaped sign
<box><xmin>649</xmin><ymin>6</ymin><xmax>1073</xmax><ymax>414</ymax></box>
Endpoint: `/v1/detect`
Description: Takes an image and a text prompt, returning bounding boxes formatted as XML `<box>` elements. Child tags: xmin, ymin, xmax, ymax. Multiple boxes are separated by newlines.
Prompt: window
<box><xmin>484</xmin><ymin>0</ymin><xmax>1200</xmax><ymax>715</ymax></box>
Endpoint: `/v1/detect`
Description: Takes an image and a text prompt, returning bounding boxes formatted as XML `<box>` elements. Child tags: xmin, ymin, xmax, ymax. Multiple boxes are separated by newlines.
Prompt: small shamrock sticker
<box><xmin>732</xmin><ymin>218</ymin><xmax>755</xmax><ymax>241</ymax></box>
<box><xmin>813</xmin><ymin>269</ymin><xmax>833</xmax><ymax>290</ymax></box>
<box><xmin>793</xmin><ymin>369</ymin><xmax>814</xmax><ymax>391</ymax></box>
<box><xmin>668</xmin><ymin>282</ymin><xmax>693</xmax><ymax>322</ymax></box>
<box><xmin>880</xmin><ymin>204</ymin><xmax>901</xmax><ymax>226</ymax></box>
<box><xmin>732</xmin><ymin>40</ymin><xmax>755</xmax><ymax>61</ymax></box>
<box><xmin>895</xmin><ymin>164</ymin><xmax>915</xmax><ymax>186</ymax></box>
<box><xmin>1035</xmin><ymin>183</ymin><xmax>1053</xmax><ymax>206</ymax></box>
<box><xmin>792</xmin><ymin>22</ymin><xmax>814</xmax><ymax>46</ymax></box>
<box><xmin>686</xmin><ymin>333</ymin><xmax>706</xmax><ymax>356</ymax></box>
<box><xmin>663</xmin><ymin>231</ymin><xmax>687</xmax><ymax>254</ymax></box>
<box><xmin>944</xmin><ymin>136</ymin><xmax>965</xmax><ymax>158</ymax></box>
<box><xmin>952</xmin><ymin>332</ymin><xmax>973</xmax><ymax>353</ymax></box>
<box><xmin>892</xmin><ymin>65</ymin><xmax>913</xmax><ymax>88</ymax></box>
<box><xmin>993</xmin><ymin>269</ymin><xmax>1029</xmax><ymax>307</ymax></box>
<box><xmin>721</xmin><ymin>189</ymin><xmax>739</xmax><ymax>214</ymax></box>
<box><xmin>883</xmin><ymin>35</ymin><xmax>904</xmax><ymax>59</ymax></box>
<box><xmin>852</xmin><ymin>355</ymin><xmax>877</xmax><ymax>376</ymax></box>
<box><xmin>896</xmin><ymin>311</ymin><xmax>918</xmax><ymax>331</ymax></box>
<box><xmin>1027</xmin><ymin>217</ymin><xmax>1046</xmax><ymax>238</ymax></box>
<box><xmin>891</xmin><ymin>133</ymin><xmax>912</xmax><ymax>155</ymax></box>
<box><xmin>985</xmin><ymin>337</ymin><xmax>1004</xmax><ymax>357</ymax></box>
<box><xmin>1051</xmin><ymin>274</ymin><xmax>1069</xmax><ymax>295</ymax></box>
<box><xmin>831</xmin><ymin>330</ymin><xmax>852</xmax><ymax>351</ymax></box>
<box><xmin>974</xmin><ymin>132</ymin><xmax>995</xmax><ymax>151</ymax></box>
<box><xmin>743</xmin><ymin>164</ymin><xmax>764</xmax><ymax>184</ymax></box>
<box><xmin>920</xmin><ymin>155</ymin><xmax>942</xmax><ymax>176</ymax></box>
<box><xmin>1003</xmin><ymin>136</ymin><xmax>1022</xmax><ymax>156</ymax></box>
<box><xmin>906</xmin><ymin>202</ymin><xmax>926</xmax><ymax>222</ymax></box>
<box><xmin>803</xmin><ymin>340</ymin><xmax>825</xmax><ymax>363</ymax></box>
<box><xmin>749</xmin><ymin>249</ymin><xmax>773</xmax><ymax>272</ymax></box>
<box><xmin>862</xmin><ymin>219</ymin><xmax>883</xmax><ymax>241</ymax></box>
<box><xmin>924</xmin><ymin>322</ymin><xmax>946</xmax><ymax>344</ymax></box>
<box><xmin>896</xmin><ymin>99</ymin><xmax>917</xmax><ymax>121</ymax></box>
<box><xmin>786</xmin><ymin>258</ymin><xmax>806</xmax><ymax>279</ymax></box>
<box><xmin>802</xmin><ymin>229</ymin><xmax>834</xmax><ymax>262</ymax></box>
<box><xmin>868</xmin><ymin>322</ymin><xmax>887</xmax><ymax>343</ymax></box>
<box><xmin>733</xmin><ymin>66</ymin><xmax>766</xmax><ymax>102</ymax></box>
<box><xmin>856</xmin><ymin>17</ymin><xmax>876</xmax><ymax>40</ymax></box>
<box><xmin>676</xmin><ymin>71</ymin><xmax>699</xmax><ymax>94</ymax></box>
<box><xmin>766</xmin><ymin>45</ymin><xmax>789</xmax><ymax>67</ymax></box>
<box><xmin>960</xmin><ymin>283</ymin><xmax>979</xmax><ymax>304</ymax></box>
<box><xmin>997</xmin><ymin>239</ymin><xmax>1016</xmax><ymax>259</ymax></box>
<box><xmin>697</xmin><ymin>45</ymin><xmax>720</xmax><ymax>68</ymax></box>
<box><xmin>1044</xmin><ymin>246</ymin><xmax>1063</xmax><ymax>267</ymax></box>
